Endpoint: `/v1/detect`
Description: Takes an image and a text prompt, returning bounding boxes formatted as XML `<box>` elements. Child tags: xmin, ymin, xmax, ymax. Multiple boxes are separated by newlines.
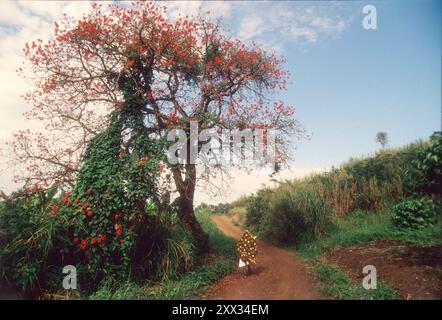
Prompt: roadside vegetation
<box><xmin>0</xmin><ymin>205</ymin><xmax>235</xmax><ymax>299</ymax></box>
<box><xmin>313</xmin><ymin>263</ymin><xmax>399</xmax><ymax>300</ymax></box>
<box><xmin>88</xmin><ymin>209</ymin><xmax>236</xmax><ymax>300</ymax></box>
<box><xmin>226</xmin><ymin>132</ymin><xmax>441</xmax><ymax>299</ymax></box>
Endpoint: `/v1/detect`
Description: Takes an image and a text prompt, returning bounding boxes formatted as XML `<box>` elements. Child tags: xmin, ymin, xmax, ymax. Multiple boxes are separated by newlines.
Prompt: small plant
<box><xmin>391</xmin><ymin>197</ymin><xmax>438</xmax><ymax>229</ymax></box>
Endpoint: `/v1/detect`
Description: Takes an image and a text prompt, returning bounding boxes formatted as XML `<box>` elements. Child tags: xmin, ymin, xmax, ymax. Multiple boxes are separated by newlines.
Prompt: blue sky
<box><xmin>0</xmin><ymin>0</ymin><xmax>440</xmax><ymax>201</ymax></box>
<box><xmin>280</xmin><ymin>0</ymin><xmax>441</xmax><ymax>168</ymax></box>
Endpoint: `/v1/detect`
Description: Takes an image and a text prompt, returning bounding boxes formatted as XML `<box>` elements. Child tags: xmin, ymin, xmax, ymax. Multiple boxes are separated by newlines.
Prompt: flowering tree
<box><xmin>11</xmin><ymin>1</ymin><xmax>303</xmax><ymax>251</ymax></box>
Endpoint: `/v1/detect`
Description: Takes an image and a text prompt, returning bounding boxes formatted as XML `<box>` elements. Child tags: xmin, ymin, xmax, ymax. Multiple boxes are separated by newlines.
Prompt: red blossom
<box><xmin>98</xmin><ymin>234</ymin><xmax>106</xmax><ymax>244</ymax></box>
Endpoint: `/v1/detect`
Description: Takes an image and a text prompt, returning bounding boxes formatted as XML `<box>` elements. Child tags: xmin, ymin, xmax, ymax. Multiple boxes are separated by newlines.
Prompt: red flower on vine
<box><xmin>116</xmin><ymin>223</ymin><xmax>123</xmax><ymax>236</ymax></box>
<box><xmin>98</xmin><ymin>234</ymin><xmax>106</xmax><ymax>244</ymax></box>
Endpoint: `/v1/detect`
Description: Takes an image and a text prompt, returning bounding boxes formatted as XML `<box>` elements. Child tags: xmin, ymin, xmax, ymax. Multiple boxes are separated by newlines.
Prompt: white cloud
<box><xmin>310</xmin><ymin>17</ymin><xmax>347</xmax><ymax>34</ymax></box>
<box><xmin>291</xmin><ymin>26</ymin><xmax>318</xmax><ymax>43</ymax></box>
<box><xmin>229</xmin><ymin>2</ymin><xmax>355</xmax><ymax>51</ymax></box>
<box><xmin>0</xmin><ymin>0</ymin><xmax>354</xmax><ymax>194</ymax></box>
<box><xmin>166</xmin><ymin>1</ymin><xmax>231</xmax><ymax>19</ymax></box>
<box><xmin>237</xmin><ymin>15</ymin><xmax>265</xmax><ymax>40</ymax></box>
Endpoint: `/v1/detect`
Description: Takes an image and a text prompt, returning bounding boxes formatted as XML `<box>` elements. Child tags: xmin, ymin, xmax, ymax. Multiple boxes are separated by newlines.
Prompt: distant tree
<box><xmin>376</xmin><ymin>131</ymin><xmax>389</xmax><ymax>148</ymax></box>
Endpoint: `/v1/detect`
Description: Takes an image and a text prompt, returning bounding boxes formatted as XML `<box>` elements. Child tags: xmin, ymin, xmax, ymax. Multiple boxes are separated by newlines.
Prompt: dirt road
<box><xmin>201</xmin><ymin>215</ymin><xmax>320</xmax><ymax>300</ymax></box>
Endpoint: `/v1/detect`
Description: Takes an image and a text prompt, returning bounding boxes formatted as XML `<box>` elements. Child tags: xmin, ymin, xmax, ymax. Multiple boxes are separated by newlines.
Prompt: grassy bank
<box><xmin>313</xmin><ymin>263</ymin><xmax>399</xmax><ymax>300</ymax></box>
<box><xmin>297</xmin><ymin>209</ymin><xmax>440</xmax><ymax>299</ymax></box>
<box><xmin>298</xmin><ymin>209</ymin><xmax>441</xmax><ymax>260</ymax></box>
<box><xmin>88</xmin><ymin>209</ymin><xmax>236</xmax><ymax>300</ymax></box>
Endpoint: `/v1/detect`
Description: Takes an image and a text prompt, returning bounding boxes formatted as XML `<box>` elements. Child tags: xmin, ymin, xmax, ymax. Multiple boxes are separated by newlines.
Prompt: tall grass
<box><xmin>244</xmin><ymin>141</ymin><xmax>429</xmax><ymax>246</ymax></box>
<box><xmin>253</xmin><ymin>181</ymin><xmax>332</xmax><ymax>245</ymax></box>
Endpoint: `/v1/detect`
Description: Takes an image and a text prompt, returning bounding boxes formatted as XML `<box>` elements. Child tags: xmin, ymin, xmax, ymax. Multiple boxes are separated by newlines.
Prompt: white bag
<box><xmin>238</xmin><ymin>258</ymin><xmax>249</xmax><ymax>268</ymax></box>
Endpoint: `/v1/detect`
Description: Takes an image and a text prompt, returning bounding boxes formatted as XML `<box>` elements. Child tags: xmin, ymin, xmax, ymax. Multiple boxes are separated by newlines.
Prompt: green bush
<box><xmin>405</xmin><ymin>132</ymin><xmax>442</xmax><ymax>196</ymax></box>
<box><xmin>195</xmin><ymin>202</ymin><xmax>230</xmax><ymax>215</ymax></box>
<box><xmin>257</xmin><ymin>182</ymin><xmax>332</xmax><ymax>245</ymax></box>
<box><xmin>245</xmin><ymin>188</ymin><xmax>272</xmax><ymax>232</ymax></box>
<box><xmin>391</xmin><ymin>197</ymin><xmax>438</xmax><ymax>229</ymax></box>
<box><xmin>0</xmin><ymin>188</ymin><xmax>77</xmax><ymax>293</ymax></box>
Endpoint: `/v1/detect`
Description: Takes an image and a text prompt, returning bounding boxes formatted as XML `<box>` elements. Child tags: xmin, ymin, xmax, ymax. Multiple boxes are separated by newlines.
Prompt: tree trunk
<box><xmin>171</xmin><ymin>164</ymin><xmax>209</xmax><ymax>254</ymax></box>
<box><xmin>179</xmin><ymin>191</ymin><xmax>209</xmax><ymax>254</ymax></box>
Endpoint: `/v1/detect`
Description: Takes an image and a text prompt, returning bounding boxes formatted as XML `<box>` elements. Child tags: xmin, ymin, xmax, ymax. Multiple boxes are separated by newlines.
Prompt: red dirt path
<box><xmin>200</xmin><ymin>215</ymin><xmax>320</xmax><ymax>300</ymax></box>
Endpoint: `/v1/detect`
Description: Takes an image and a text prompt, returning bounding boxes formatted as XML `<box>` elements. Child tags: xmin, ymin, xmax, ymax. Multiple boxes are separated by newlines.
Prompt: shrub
<box><xmin>391</xmin><ymin>197</ymin><xmax>438</xmax><ymax>229</ymax></box>
<box><xmin>195</xmin><ymin>202</ymin><xmax>230</xmax><ymax>215</ymax></box>
<box><xmin>405</xmin><ymin>132</ymin><xmax>442</xmax><ymax>196</ymax></box>
<box><xmin>245</xmin><ymin>188</ymin><xmax>272</xmax><ymax>232</ymax></box>
<box><xmin>0</xmin><ymin>188</ymin><xmax>78</xmax><ymax>293</ymax></box>
<box><xmin>258</xmin><ymin>182</ymin><xmax>332</xmax><ymax>245</ymax></box>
